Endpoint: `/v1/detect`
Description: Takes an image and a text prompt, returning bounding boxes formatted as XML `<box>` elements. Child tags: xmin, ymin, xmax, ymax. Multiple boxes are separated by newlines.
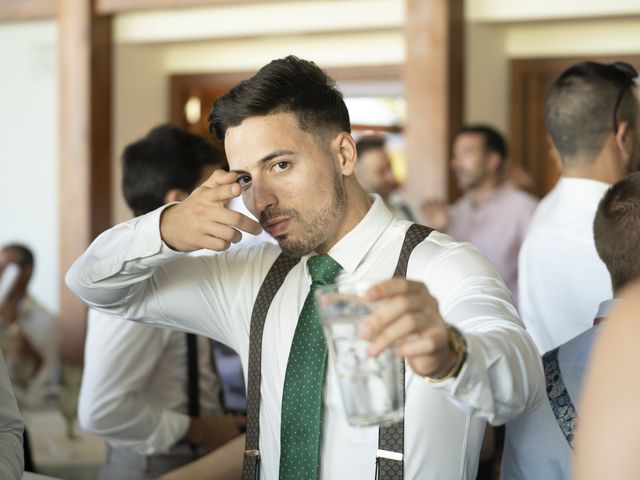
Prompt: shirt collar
<box><xmin>308</xmin><ymin>194</ymin><xmax>394</xmax><ymax>274</ymax></box>
<box><xmin>595</xmin><ymin>298</ymin><xmax>617</xmax><ymax>319</ymax></box>
<box><xmin>556</xmin><ymin>177</ymin><xmax>611</xmax><ymax>210</ymax></box>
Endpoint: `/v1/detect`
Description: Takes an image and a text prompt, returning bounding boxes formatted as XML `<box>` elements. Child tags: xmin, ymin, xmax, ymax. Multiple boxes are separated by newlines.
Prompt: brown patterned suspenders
<box><xmin>242</xmin><ymin>224</ymin><xmax>433</xmax><ymax>480</ymax></box>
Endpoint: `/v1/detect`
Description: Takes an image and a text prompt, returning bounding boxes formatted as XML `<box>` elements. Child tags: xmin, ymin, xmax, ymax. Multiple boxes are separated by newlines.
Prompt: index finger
<box><xmin>365</xmin><ymin>278</ymin><xmax>426</xmax><ymax>301</ymax></box>
<box><xmin>216</xmin><ymin>207</ymin><xmax>263</xmax><ymax>236</ymax></box>
<box><xmin>200</xmin><ymin>169</ymin><xmax>239</xmax><ymax>189</ymax></box>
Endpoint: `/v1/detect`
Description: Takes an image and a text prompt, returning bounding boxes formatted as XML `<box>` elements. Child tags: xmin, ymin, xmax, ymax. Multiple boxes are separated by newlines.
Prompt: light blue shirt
<box><xmin>500</xmin><ymin>299</ymin><xmax>614</xmax><ymax>479</ymax></box>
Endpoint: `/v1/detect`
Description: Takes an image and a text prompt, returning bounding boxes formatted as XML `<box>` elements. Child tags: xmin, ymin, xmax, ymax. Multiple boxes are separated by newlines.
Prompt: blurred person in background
<box><xmin>422</xmin><ymin>125</ymin><xmax>537</xmax><ymax>308</ymax></box>
<box><xmin>354</xmin><ymin>134</ymin><xmax>417</xmax><ymax>221</ymax></box>
<box><xmin>518</xmin><ymin>61</ymin><xmax>640</xmax><ymax>354</ymax></box>
<box><xmin>0</xmin><ymin>244</ymin><xmax>59</xmax><ymax>407</ymax></box>
<box><xmin>78</xmin><ymin>124</ymin><xmax>245</xmax><ymax>480</ymax></box>
<box><xmin>501</xmin><ymin>172</ymin><xmax>640</xmax><ymax>479</ymax></box>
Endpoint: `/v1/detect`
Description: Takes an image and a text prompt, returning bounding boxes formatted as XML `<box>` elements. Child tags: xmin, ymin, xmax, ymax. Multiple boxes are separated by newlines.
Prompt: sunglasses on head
<box><xmin>610</xmin><ymin>61</ymin><xmax>638</xmax><ymax>133</ymax></box>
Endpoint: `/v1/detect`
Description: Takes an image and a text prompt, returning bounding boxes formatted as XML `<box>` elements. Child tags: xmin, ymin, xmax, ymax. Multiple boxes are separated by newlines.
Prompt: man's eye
<box><xmin>237</xmin><ymin>175</ymin><xmax>252</xmax><ymax>188</ymax></box>
<box><xmin>274</xmin><ymin>161</ymin><xmax>290</xmax><ymax>171</ymax></box>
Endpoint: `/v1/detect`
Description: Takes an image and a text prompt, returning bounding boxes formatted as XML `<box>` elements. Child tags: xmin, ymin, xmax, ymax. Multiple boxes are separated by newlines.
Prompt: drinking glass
<box><xmin>315</xmin><ymin>280</ymin><xmax>404</xmax><ymax>427</ymax></box>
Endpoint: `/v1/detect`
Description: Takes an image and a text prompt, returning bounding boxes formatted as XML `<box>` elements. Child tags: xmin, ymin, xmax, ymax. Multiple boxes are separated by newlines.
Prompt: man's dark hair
<box><xmin>209</xmin><ymin>56</ymin><xmax>351</xmax><ymax>142</ymax></box>
<box><xmin>3</xmin><ymin>244</ymin><xmax>34</xmax><ymax>268</ymax></box>
<box><xmin>355</xmin><ymin>135</ymin><xmax>386</xmax><ymax>160</ymax></box>
<box><xmin>594</xmin><ymin>172</ymin><xmax>640</xmax><ymax>291</ymax></box>
<box><xmin>458</xmin><ymin>124</ymin><xmax>508</xmax><ymax>173</ymax></box>
<box><xmin>122</xmin><ymin>124</ymin><xmax>226</xmax><ymax>216</ymax></box>
<box><xmin>545</xmin><ymin>61</ymin><xmax>638</xmax><ymax>167</ymax></box>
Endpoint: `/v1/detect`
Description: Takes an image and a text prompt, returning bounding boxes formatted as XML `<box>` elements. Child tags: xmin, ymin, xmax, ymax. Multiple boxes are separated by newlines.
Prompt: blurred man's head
<box><xmin>122</xmin><ymin>124</ymin><xmax>226</xmax><ymax>216</ymax></box>
<box><xmin>451</xmin><ymin>125</ymin><xmax>507</xmax><ymax>193</ymax></box>
<box><xmin>209</xmin><ymin>56</ymin><xmax>364</xmax><ymax>257</ymax></box>
<box><xmin>354</xmin><ymin>135</ymin><xmax>398</xmax><ymax>198</ymax></box>
<box><xmin>594</xmin><ymin>172</ymin><xmax>640</xmax><ymax>293</ymax></box>
<box><xmin>545</xmin><ymin>61</ymin><xmax>640</xmax><ymax>176</ymax></box>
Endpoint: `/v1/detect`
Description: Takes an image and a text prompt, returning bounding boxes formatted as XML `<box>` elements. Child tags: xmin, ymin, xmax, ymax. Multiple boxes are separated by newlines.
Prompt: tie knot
<box><xmin>306</xmin><ymin>254</ymin><xmax>343</xmax><ymax>286</ymax></box>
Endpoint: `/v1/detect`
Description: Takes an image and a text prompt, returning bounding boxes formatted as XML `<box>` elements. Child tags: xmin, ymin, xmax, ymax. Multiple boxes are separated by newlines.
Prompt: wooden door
<box><xmin>510</xmin><ymin>54</ymin><xmax>640</xmax><ymax>198</ymax></box>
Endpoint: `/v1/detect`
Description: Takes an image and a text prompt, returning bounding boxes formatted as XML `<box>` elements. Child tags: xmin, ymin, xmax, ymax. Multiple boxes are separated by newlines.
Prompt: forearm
<box><xmin>65</xmin><ymin>206</ymin><xmax>183</xmax><ymax>315</ymax></box>
<box><xmin>420</xmin><ymin>243</ymin><xmax>545</xmax><ymax>425</ymax></box>
<box><xmin>159</xmin><ymin>434</ymin><xmax>245</xmax><ymax>480</ymax></box>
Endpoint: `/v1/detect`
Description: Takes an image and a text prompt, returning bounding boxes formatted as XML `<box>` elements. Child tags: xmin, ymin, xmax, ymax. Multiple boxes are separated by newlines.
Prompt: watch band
<box><xmin>423</xmin><ymin>324</ymin><xmax>467</xmax><ymax>383</ymax></box>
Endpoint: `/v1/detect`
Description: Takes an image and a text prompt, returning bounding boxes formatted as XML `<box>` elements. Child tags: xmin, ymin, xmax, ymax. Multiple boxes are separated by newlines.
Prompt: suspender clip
<box><xmin>376</xmin><ymin>449</ymin><xmax>403</xmax><ymax>462</ymax></box>
<box><xmin>244</xmin><ymin>449</ymin><xmax>260</xmax><ymax>458</ymax></box>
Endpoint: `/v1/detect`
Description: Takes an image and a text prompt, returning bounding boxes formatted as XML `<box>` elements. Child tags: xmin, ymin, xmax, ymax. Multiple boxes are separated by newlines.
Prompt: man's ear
<box><xmin>164</xmin><ymin>188</ymin><xmax>189</xmax><ymax>205</ymax></box>
<box><xmin>333</xmin><ymin>132</ymin><xmax>357</xmax><ymax>176</ymax></box>
<box><xmin>615</xmin><ymin>120</ymin><xmax>632</xmax><ymax>169</ymax></box>
<box><xmin>486</xmin><ymin>152</ymin><xmax>502</xmax><ymax>175</ymax></box>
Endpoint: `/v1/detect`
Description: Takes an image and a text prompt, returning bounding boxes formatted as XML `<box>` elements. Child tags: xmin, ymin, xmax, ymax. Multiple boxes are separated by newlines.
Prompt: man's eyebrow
<box><xmin>230</xmin><ymin>150</ymin><xmax>296</xmax><ymax>174</ymax></box>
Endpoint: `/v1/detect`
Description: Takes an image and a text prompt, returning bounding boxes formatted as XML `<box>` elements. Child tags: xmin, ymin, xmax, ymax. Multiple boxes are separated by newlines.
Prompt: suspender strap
<box><xmin>242</xmin><ymin>253</ymin><xmax>301</xmax><ymax>480</ymax></box>
<box><xmin>543</xmin><ymin>347</ymin><xmax>578</xmax><ymax>449</ymax></box>
<box><xmin>377</xmin><ymin>224</ymin><xmax>433</xmax><ymax>480</ymax></box>
<box><xmin>186</xmin><ymin>333</ymin><xmax>200</xmax><ymax>417</ymax></box>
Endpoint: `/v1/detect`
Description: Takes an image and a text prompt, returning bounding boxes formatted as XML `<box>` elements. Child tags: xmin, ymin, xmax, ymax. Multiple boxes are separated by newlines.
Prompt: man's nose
<box><xmin>250</xmin><ymin>180</ymin><xmax>278</xmax><ymax>216</ymax></box>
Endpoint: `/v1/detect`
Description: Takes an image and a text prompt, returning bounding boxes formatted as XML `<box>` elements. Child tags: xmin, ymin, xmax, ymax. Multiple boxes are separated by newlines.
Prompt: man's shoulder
<box><xmin>408</xmin><ymin>226</ymin><xmax>496</xmax><ymax>273</ymax></box>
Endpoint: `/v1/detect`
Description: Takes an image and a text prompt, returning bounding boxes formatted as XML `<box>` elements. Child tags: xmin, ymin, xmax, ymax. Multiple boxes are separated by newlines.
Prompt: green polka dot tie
<box><xmin>279</xmin><ymin>254</ymin><xmax>343</xmax><ymax>480</ymax></box>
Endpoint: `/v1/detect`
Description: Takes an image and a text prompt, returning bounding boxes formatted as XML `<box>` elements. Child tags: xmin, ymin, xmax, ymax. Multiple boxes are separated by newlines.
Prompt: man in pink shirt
<box><xmin>423</xmin><ymin>125</ymin><xmax>537</xmax><ymax>307</ymax></box>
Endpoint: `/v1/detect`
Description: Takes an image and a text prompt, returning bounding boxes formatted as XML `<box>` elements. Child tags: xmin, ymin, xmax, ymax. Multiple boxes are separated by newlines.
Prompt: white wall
<box><xmin>112</xmin><ymin>44</ymin><xmax>166</xmax><ymax>223</ymax></box>
<box><xmin>465</xmin><ymin>23</ymin><xmax>508</xmax><ymax>133</ymax></box>
<box><xmin>0</xmin><ymin>20</ymin><xmax>59</xmax><ymax>314</ymax></box>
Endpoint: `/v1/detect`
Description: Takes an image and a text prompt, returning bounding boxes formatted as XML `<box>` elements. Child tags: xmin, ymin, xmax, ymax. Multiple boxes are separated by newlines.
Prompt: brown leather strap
<box><xmin>186</xmin><ymin>333</ymin><xmax>200</xmax><ymax>418</ymax></box>
<box><xmin>242</xmin><ymin>253</ymin><xmax>301</xmax><ymax>480</ymax></box>
<box><xmin>377</xmin><ymin>224</ymin><xmax>433</xmax><ymax>480</ymax></box>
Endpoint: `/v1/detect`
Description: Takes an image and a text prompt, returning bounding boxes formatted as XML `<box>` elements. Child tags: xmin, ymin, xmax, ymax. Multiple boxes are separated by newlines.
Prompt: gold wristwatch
<box><xmin>423</xmin><ymin>324</ymin><xmax>467</xmax><ymax>383</ymax></box>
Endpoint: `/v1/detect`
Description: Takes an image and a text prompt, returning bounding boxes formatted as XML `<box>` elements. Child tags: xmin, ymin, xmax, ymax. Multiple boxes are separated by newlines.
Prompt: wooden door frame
<box><xmin>169</xmin><ymin>64</ymin><xmax>404</xmax><ymax>131</ymax></box>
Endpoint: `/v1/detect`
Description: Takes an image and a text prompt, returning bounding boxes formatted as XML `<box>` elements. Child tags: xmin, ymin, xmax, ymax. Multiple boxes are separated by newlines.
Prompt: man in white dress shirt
<box><xmin>67</xmin><ymin>56</ymin><xmax>543</xmax><ymax>479</ymax></box>
<box><xmin>502</xmin><ymin>172</ymin><xmax>640</xmax><ymax>479</ymax></box>
<box><xmin>78</xmin><ymin>125</ymin><xmax>244</xmax><ymax>479</ymax></box>
<box><xmin>519</xmin><ymin>61</ymin><xmax>640</xmax><ymax>353</ymax></box>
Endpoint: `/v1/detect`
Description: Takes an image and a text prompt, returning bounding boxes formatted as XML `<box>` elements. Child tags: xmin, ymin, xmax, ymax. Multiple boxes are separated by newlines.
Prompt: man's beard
<box><xmin>260</xmin><ymin>178</ymin><xmax>346</xmax><ymax>257</ymax></box>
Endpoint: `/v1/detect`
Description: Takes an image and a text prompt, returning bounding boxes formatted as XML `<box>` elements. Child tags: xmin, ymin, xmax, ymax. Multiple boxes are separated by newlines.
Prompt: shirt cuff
<box><xmin>425</xmin><ymin>332</ymin><xmax>496</xmax><ymax>414</ymax></box>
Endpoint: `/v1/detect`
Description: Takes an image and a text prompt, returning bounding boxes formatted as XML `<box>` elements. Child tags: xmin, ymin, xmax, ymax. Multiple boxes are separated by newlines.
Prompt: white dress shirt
<box><xmin>66</xmin><ymin>195</ymin><xmax>544</xmax><ymax>480</ymax></box>
<box><xmin>518</xmin><ymin>177</ymin><xmax>612</xmax><ymax>353</ymax></box>
<box><xmin>79</xmin><ymin>195</ymin><xmax>268</xmax><ymax>455</ymax></box>
<box><xmin>79</xmin><ymin>310</ymin><xmax>224</xmax><ymax>455</ymax></box>
<box><xmin>0</xmin><ymin>350</ymin><xmax>24</xmax><ymax>479</ymax></box>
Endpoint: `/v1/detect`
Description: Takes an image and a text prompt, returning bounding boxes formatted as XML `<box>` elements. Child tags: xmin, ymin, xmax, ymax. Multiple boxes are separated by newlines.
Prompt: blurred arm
<box><xmin>0</xmin><ymin>351</ymin><xmax>23</xmax><ymax>479</ymax></box>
